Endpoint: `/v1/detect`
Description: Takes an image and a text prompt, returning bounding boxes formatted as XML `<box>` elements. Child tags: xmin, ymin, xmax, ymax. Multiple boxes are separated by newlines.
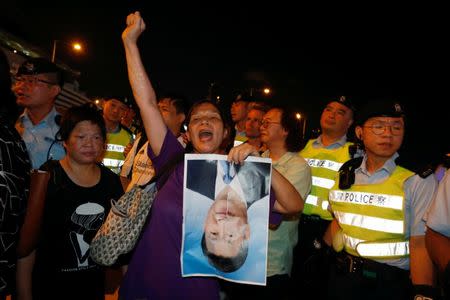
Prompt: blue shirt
<box><xmin>312</xmin><ymin>135</ymin><xmax>348</xmax><ymax>150</ymax></box>
<box><xmin>425</xmin><ymin>169</ymin><xmax>450</xmax><ymax>237</ymax></box>
<box><xmin>16</xmin><ymin>107</ymin><xmax>65</xmax><ymax>169</ymax></box>
<box><xmin>354</xmin><ymin>153</ymin><xmax>437</xmax><ymax>269</ymax></box>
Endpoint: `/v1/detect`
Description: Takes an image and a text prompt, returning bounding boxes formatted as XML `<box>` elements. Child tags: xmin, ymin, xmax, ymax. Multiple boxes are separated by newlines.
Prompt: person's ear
<box><xmin>222</xmin><ymin>126</ymin><xmax>229</xmax><ymax>141</ymax></box>
<box><xmin>347</xmin><ymin>118</ymin><xmax>354</xmax><ymax>129</ymax></box>
<box><xmin>243</xmin><ymin>224</ymin><xmax>250</xmax><ymax>241</ymax></box>
<box><xmin>355</xmin><ymin>126</ymin><xmax>363</xmax><ymax>140</ymax></box>
<box><xmin>281</xmin><ymin>127</ymin><xmax>288</xmax><ymax>139</ymax></box>
<box><xmin>50</xmin><ymin>85</ymin><xmax>61</xmax><ymax>98</ymax></box>
<box><xmin>185</xmin><ymin>129</ymin><xmax>192</xmax><ymax>142</ymax></box>
<box><xmin>177</xmin><ymin>113</ymin><xmax>186</xmax><ymax>126</ymax></box>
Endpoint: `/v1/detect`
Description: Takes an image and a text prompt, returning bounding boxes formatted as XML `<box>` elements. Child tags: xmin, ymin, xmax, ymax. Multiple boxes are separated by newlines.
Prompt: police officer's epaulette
<box><xmin>338</xmin><ymin>157</ymin><xmax>363</xmax><ymax>189</ymax></box>
<box><xmin>416</xmin><ymin>163</ymin><xmax>435</xmax><ymax>179</ymax></box>
<box><xmin>394</xmin><ymin>157</ymin><xmax>435</xmax><ymax>179</ymax></box>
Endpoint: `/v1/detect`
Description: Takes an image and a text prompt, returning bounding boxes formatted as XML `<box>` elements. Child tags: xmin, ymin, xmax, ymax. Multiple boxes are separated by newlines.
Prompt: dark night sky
<box><xmin>1</xmin><ymin>3</ymin><xmax>447</xmax><ymax>168</ymax></box>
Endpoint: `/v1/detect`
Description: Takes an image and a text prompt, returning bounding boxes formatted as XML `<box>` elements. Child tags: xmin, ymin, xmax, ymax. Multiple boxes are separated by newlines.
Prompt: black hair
<box><xmin>201</xmin><ymin>233</ymin><xmax>248</xmax><ymax>273</ymax></box>
<box><xmin>158</xmin><ymin>93</ymin><xmax>190</xmax><ymax>117</ymax></box>
<box><xmin>249</xmin><ymin>102</ymin><xmax>271</xmax><ymax>114</ymax></box>
<box><xmin>272</xmin><ymin>105</ymin><xmax>303</xmax><ymax>152</ymax></box>
<box><xmin>57</xmin><ymin>104</ymin><xmax>106</xmax><ymax>142</ymax></box>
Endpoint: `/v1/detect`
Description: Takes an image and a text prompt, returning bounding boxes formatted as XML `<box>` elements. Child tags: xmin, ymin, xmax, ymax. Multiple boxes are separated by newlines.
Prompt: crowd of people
<box><xmin>0</xmin><ymin>10</ymin><xmax>449</xmax><ymax>300</ymax></box>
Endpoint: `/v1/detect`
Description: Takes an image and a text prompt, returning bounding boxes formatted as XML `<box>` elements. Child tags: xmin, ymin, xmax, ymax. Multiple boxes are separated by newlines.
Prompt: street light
<box><xmin>296</xmin><ymin>112</ymin><xmax>307</xmax><ymax>138</ymax></box>
<box><xmin>51</xmin><ymin>40</ymin><xmax>83</xmax><ymax>63</ymax></box>
<box><xmin>249</xmin><ymin>87</ymin><xmax>271</xmax><ymax>97</ymax></box>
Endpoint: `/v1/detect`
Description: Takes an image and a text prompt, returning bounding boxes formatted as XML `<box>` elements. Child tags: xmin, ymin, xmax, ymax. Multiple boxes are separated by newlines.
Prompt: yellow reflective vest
<box><xmin>300</xmin><ymin>139</ymin><xmax>353</xmax><ymax>220</ymax></box>
<box><xmin>329</xmin><ymin>166</ymin><xmax>414</xmax><ymax>259</ymax></box>
<box><xmin>103</xmin><ymin>127</ymin><xmax>133</xmax><ymax>174</ymax></box>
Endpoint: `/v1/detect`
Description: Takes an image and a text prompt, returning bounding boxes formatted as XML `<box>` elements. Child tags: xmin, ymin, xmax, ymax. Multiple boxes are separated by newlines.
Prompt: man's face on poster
<box><xmin>203</xmin><ymin>186</ymin><xmax>250</xmax><ymax>258</ymax></box>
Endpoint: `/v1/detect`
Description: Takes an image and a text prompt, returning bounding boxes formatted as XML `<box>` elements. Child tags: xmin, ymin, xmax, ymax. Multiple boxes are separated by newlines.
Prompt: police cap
<box><xmin>233</xmin><ymin>92</ymin><xmax>254</xmax><ymax>103</ymax></box>
<box><xmin>17</xmin><ymin>57</ymin><xmax>63</xmax><ymax>87</ymax></box>
<box><xmin>105</xmin><ymin>96</ymin><xmax>132</xmax><ymax>106</ymax></box>
<box><xmin>327</xmin><ymin>95</ymin><xmax>355</xmax><ymax>112</ymax></box>
<box><xmin>356</xmin><ymin>99</ymin><xmax>405</xmax><ymax>125</ymax></box>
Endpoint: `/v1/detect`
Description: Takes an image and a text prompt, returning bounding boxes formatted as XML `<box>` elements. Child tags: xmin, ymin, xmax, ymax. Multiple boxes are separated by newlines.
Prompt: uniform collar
<box><xmin>313</xmin><ymin>135</ymin><xmax>347</xmax><ymax>148</ymax></box>
<box><xmin>18</xmin><ymin>106</ymin><xmax>59</xmax><ymax>127</ymax></box>
<box><xmin>357</xmin><ymin>152</ymin><xmax>399</xmax><ymax>176</ymax></box>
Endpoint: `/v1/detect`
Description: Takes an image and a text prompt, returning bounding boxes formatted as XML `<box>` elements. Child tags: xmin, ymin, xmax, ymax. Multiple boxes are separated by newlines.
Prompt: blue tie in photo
<box><xmin>221</xmin><ymin>161</ymin><xmax>233</xmax><ymax>184</ymax></box>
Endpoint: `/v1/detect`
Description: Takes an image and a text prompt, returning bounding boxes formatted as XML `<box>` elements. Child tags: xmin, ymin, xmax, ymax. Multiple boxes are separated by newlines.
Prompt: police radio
<box><xmin>338</xmin><ymin>157</ymin><xmax>363</xmax><ymax>190</ymax></box>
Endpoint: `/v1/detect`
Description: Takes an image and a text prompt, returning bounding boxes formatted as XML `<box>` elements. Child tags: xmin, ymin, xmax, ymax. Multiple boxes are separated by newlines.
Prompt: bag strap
<box><xmin>140</xmin><ymin>152</ymin><xmax>185</xmax><ymax>189</ymax></box>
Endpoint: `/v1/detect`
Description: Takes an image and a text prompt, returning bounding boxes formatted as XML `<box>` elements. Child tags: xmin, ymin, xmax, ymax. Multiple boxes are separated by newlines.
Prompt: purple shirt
<box><xmin>119</xmin><ymin>131</ymin><xmax>281</xmax><ymax>299</ymax></box>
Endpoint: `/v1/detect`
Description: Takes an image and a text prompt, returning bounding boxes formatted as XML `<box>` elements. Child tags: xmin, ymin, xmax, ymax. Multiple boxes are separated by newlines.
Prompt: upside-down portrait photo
<box><xmin>181</xmin><ymin>154</ymin><xmax>272</xmax><ymax>285</ymax></box>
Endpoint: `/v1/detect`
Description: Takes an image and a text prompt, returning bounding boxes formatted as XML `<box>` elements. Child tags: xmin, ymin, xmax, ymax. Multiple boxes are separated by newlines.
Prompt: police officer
<box><xmin>102</xmin><ymin>97</ymin><xmax>134</xmax><ymax>174</ymax></box>
<box><xmin>326</xmin><ymin>99</ymin><xmax>438</xmax><ymax>299</ymax></box>
<box><xmin>230</xmin><ymin>93</ymin><xmax>251</xmax><ymax>146</ymax></box>
<box><xmin>291</xmin><ymin>96</ymin><xmax>356</xmax><ymax>299</ymax></box>
<box><xmin>13</xmin><ymin>57</ymin><xmax>66</xmax><ymax>169</ymax></box>
<box><xmin>426</xmin><ymin>168</ymin><xmax>450</xmax><ymax>299</ymax></box>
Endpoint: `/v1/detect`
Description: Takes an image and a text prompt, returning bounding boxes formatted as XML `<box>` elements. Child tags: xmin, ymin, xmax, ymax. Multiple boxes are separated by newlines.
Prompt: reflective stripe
<box><xmin>103</xmin><ymin>158</ymin><xmax>124</xmax><ymax>168</ymax></box>
<box><xmin>305</xmin><ymin>196</ymin><xmax>330</xmax><ymax>211</ymax></box>
<box><xmin>106</xmin><ymin>143</ymin><xmax>125</xmax><ymax>153</ymax></box>
<box><xmin>306</xmin><ymin>158</ymin><xmax>343</xmax><ymax>172</ymax></box>
<box><xmin>334</xmin><ymin>211</ymin><xmax>404</xmax><ymax>234</ymax></box>
<box><xmin>357</xmin><ymin>241</ymin><xmax>409</xmax><ymax>257</ymax></box>
<box><xmin>305</xmin><ymin>195</ymin><xmax>318</xmax><ymax>206</ymax></box>
<box><xmin>329</xmin><ymin>190</ymin><xmax>403</xmax><ymax>210</ymax></box>
<box><xmin>343</xmin><ymin>234</ymin><xmax>365</xmax><ymax>250</ymax></box>
<box><xmin>312</xmin><ymin>176</ymin><xmax>335</xmax><ymax>189</ymax></box>
<box><xmin>343</xmin><ymin>234</ymin><xmax>409</xmax><ymax>257</ymax></box>
<box><xmin>233</xmin><ymin>140</ymin><xmax>244</xmax><ymax>147</ymax></box>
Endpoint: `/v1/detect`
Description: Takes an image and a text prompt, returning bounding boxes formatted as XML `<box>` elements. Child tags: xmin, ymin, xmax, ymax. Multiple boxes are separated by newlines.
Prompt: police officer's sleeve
<box><xmin>426</xmin><ymin>170</ymin><xmax>450</xmax><ymax>237</ymax></box>
<box><xmin>406</xmin><ymin>173</ymin><xmax>438</xmax><ymax>237</ymax></box>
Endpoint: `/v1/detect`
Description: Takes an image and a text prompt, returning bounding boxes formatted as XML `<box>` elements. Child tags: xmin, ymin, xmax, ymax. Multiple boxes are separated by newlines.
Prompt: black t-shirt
<box><xmin>33</xmin><ymin>161</ymin><xmax>123</xmax><ymax>300</ymax></box>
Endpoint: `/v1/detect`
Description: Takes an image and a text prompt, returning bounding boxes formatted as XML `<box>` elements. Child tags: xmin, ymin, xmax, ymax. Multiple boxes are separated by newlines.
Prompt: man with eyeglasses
<box><xmin>291</xmin><ymin>95</ymin><xmax>357</xmax><ymax>299</ymax></box>
<box><xmin>325</xmin><ymin>99</ymin><xmax>438</xmax><ymax>299</ymax></box>
<box><xmin>13</xmin><ymin>57</ymin><xmax>65</xmax><ymax>169</ymax></box>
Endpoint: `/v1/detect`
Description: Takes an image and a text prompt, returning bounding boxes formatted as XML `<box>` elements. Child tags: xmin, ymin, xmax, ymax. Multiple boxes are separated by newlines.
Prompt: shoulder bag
<box><xmin>90</xmin><ymin>153</ymin><xmax>183</xmax><ymax>266</ymax></box>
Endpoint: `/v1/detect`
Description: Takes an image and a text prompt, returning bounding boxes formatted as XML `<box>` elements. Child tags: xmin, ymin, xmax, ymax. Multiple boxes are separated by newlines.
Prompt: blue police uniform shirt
<box><xmin>353</xmin><ymin>152</ymin><xmax>437</xmax><ymax>270</ymax></box>
<box><xmin>425</xmin><ymin>169</ymin><xmax>450</xmax><ymax>237</ymax></box>
<box><xmin>312</xmin><ymin>134</ymin><xmax>348</xmax><ymax>150</ymax></box>
<box><xmin>16</xmin><ymin>107</ymin><xmax>65</xmax><ymax>169</ymax></box>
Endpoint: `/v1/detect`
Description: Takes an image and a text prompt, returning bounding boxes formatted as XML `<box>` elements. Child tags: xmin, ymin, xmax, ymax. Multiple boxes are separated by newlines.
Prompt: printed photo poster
<box><xmin>181</xmin><ymin>153</ymin><xmax>272</xmax><ymax>285</ymax></box>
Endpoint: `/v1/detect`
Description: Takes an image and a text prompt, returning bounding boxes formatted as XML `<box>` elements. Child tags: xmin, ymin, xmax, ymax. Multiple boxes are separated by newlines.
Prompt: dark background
<box><xmin>1</xmin><ymin>2</ymin><xmax>447</xmax><ymax>170</ymax></box>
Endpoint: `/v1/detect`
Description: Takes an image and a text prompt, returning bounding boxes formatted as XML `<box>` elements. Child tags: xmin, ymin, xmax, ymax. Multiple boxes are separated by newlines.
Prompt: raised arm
<box><xmin>228</xmin><ymin>143</ymin><xmax>303</xmax><ymax>214</ymax></box>
<box><xmin>121</xmin><ymin>11</ymin><xmax>166</xmax><ymax>155</ymax></box>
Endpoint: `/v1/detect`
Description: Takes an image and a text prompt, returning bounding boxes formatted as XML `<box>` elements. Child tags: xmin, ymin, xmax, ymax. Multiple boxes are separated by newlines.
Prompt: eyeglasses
<box><xmin>363</xmin><ymin>124</ymin><xmax>404</xmax><ymax>136</ymax></box>
<box><xmin>14</xmin><ymin>76</ymin><xmax>57</xmax><ymax>86</ymax></box>
<box><xmin>261</xmin><ymin>120</ymin><xmax>281</xmax><ymax>128</ymax></box>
